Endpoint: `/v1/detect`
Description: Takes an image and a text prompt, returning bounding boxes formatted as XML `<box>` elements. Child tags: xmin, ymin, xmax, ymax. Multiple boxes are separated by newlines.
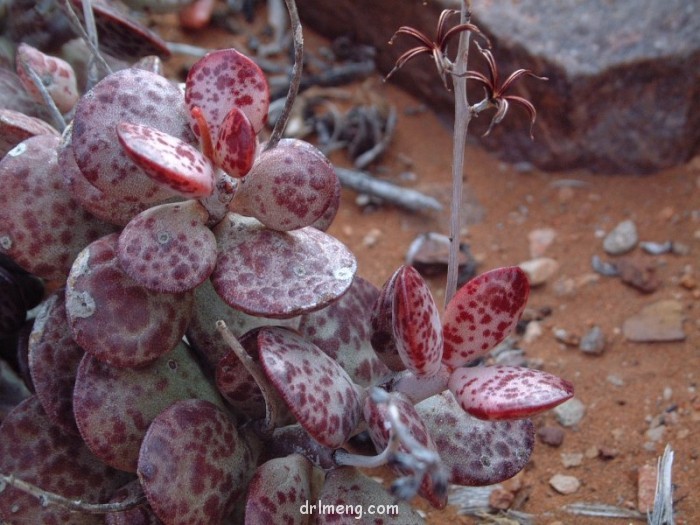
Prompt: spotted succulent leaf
<box><xmin>245</xmin><ymin>454</ymin><xmax>313</xmax><ymax>525</ymax></box>
<box><xmin>416</xmin><ymin>391</ymin><xmax>535</xmax><ymax>486</ymax></box>
<box><xmin>138</xmin><ymin>399</ymin><xmax>253</xmax><ymax>525</ymax></box>
<box><xmin>0</xmin><ymin>107</ymin><xmax>59</xmax><ymax>157</ymax></box>
<box><xmin>72</xmin><ymin>67</ymin><xmax>195</xmax><ymax>203</ymax></box>
<box><xmin>213</xmin><ymin>106</ymin><xmax>257</xmax><ymax>178</ymax></box>
<box><xmin>297</xmin><ymin>276</ymin><xmax>391</xmax><ymax>387</ymax></box>
<box><xmin>370</xmin><ymin>267</ymin><xmax>403</xmax><ymax>371</ymax></box>
<box><xmin>392</xmin><ymin>265</ymin><xmax>443</xmax><ymax>377</ymax></box>
<box><xmin>118</xmin><ymin>201</ymin><xmax>217</xmax><ymax>293</ymax></box>
<box><xmin>28</xmin><ymin>291</ymin><xmax>83</xmax><ymax>435</ymax></box>
<box><xmin>117</xmin><ymin>122</ymin><xmax>215</xmax><ymax>198</ymax></box>
<box><xmin>16</xmin><ymin>43</ymin><xmax>78</xmax><ymax>113</ymax></box>
<box><xmin>185</xmin><ymin>48</ymin><xmax>269</xmax><ymax>137</ymax></box>
<box><xmin>212</xmin><ymin>214</ymin><xmax>356</xmax><ymax>319</ymax></box>
<box><xmin>0</xmin><ymin>134</ymin><xmax>117</xmax><ymax>281</ymax></box>
<box><xmin>258</xmin><ymin>327</ymin><xmax>361</xmax><ymax>448</ymax></box>
<box><xmin>448</xmin><ymin>365</ymin><xmax>574</xmax><ymax>420</ymax></box>
<box><xmin>66</xmin><ymin>234</ymin><xmax>194</xmax><ymax>368</ymax></box>
<box><xmin>442</xmin><ymin>266</ymin><xmax>529</xmax><ymax>369</ymax></box>
<box><xmin>0</xmin><ymin>396</ymin><xmax>132</xmax><ymax>525</ymax></box>
<box><xmin>73</xmin><ymin>341</ymin><xmax>225</xmax><ymax>472</ymax></box>
<box><xmin>230</xmin><ymin>139</ymin><xmax>338</xmax><ymax>231</ymax></box>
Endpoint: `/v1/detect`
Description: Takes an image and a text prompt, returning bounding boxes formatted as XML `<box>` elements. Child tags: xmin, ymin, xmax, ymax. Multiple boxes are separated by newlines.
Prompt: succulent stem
<box><xmin>264</xmin><ymin>0</ymin><xmax>303</xmax><ymax>151</ymax></box>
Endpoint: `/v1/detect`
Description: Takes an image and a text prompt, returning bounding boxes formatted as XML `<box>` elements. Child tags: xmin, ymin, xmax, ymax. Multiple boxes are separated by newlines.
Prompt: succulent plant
<box><xmin>0</xmin><ymin>3</ymin><xmax>574</xmax><ymax>524</ymax></box>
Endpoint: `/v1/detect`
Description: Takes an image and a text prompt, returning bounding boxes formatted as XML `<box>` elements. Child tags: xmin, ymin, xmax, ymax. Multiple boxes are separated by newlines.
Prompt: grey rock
<box><xmin>603</xmin><ymin>220</ymin><xmax>638</xmax><ymax>255</ymax></box>
<box><xmin>538</xmin><ymin>425</ymin><xmax>565</xmax><ymax>447</ymax></box>
<box><xmin>622</xmin><ymin>300</ymin><xmax>686</xmax><ymax>342</ymax></box>
<box><xmin>549</xmin><ymin>474</ymin><xmax>581</xmax><ymax>495</ymax></box>
<box><xmin>579</xmin><ymin>325</ymin><xmax>606</xmax><ymax>355</ymax></box>
<box><xmin>297</xmin><ymin>0</ymin><xmax>700</xmax><ymax>174</ymax></box>
<box><xmin>554</xmin><ymin>397</ymin><xmax>585</xmax><ymax>427</ymax></box>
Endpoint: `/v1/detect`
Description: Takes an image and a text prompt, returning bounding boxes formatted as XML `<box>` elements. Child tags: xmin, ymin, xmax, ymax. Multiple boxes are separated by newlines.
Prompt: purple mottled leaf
<box><xmin>72</xmin><ymin>67</ymin><xmax>195</xmax><ymax>203</ymax></box>
<box><xmin>245</xmin><ymin>454</ymin><xmax>313</xmax><ymax>525</ymax></box>
<box><xmin>448</xmin><ymin>365</ymin><xmax>575</xmax><ymax>420</ymax></box>
<box><xmin>185</xmin><ymin>48</ymin><xmax>269</xmax><ymax>138</ymax></box>
<box><xmin>138</xmin><ymin>399</ymin><xmax>253</xmax><ymax>525</ymax></box>
<box><xmin>0</xmin><ymin>134</ymin><xmax>117</xmax><ymax>281</ymax></box>
<box><xmin>73</xmin><ymin>341</ymin><xmax>225</xmax><ymax>472</ymax></box>
<box><xmin>311</xmin><ymin>169</ymin><xmax>341</xmax><ymax>231</ymax></box>
<box><xmin>212</xmin><ymin>214</ymin><xmax>356</xmax><ymax>318</ymax></box>
<box><xmin>118</xmin><ymin>122</ymin><xmax>215</xmax><ymax>198</ymax></box>
<box><xmin>213</xmin><ymin>106</ymin><xmax>257</xmax><ymax>178</ymax></box>
<box><xmin>0</xmin><ymin>107</ymin><xmax>59</xmax><ymax>157</ymax></box>
<box><xmin>16</xmin><ymin>43</ymin><xmax>78</xmax><ymax>113</ymax></box>
<box><xmin>416</xmin><ymin>391</ymin><xmax>535</xmax><ymax>486</ymax></box>
<box><xmin>118</xmin><ymin>200</ymin><xmax>217</xmax><ymax>293</ymax></box>
<box><xmin>0</xmin><ymin>396</ymin><xmax>132</xmax><ymax>525</ymax></box>
<box><xmin>442</xmin><ymin>267</ymin><xmax>530</xmax><ymax>369</ymax></box>
<box><xmin>231</xmin><ymin>139</ymin><xmax>338</xmax><ymax>231</ymax></box>
<box><xmin>298</xmin><ymin>276</ymin><xmax>390</xmax><ymax>387</ymax></box>
<box><xmin>370</xmin><ymin>267</ymin><xmax>404</xmax><ymax>371</ymax></box>
<box><xmin>258</xmin><ymin>327</ymin><xmax>361</xmax><ymax>448</ymax></box>
<box><xmin>392</xmin><ymin>265</ymin><xmax>443</xmax><ymax>377</ymax></box>
<box><xmin>363</xmin><ymin>391</ymin><xmax>447</xmax><ymax>509</ymax></box>
<box><xmin>28</xmin><ymin>291</ymin><xmax>83</xmax><ymax>435</ymax></box>
<box><xmin>66</xmin><ymin>234</ymin><xmax>193</xmax><ymax>368</ymax></box>
<box><xmin>317</xmin><ymin>467</ymin><xmax>425</xmax><ymax>524</ymax></box>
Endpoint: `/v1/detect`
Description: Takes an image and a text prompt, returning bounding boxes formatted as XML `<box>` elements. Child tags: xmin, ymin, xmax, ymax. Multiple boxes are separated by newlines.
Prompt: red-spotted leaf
<box><xmin>245</xmin><ymin>454</ymin><xmax>313</xmax><ymax>525</ymax></box>
<box><xmin>448</xmin><ymin>365</ymin><xmax>575</xmax><ymax>420</ymax></box>
<box><xmin>138</xmin><ymin>399</ymin><xmax>252</xmax><ymax>525</ymax></box>
<box><xmin>213</xmin><ymin>106</ymin><xmax>257</xmax><ymax>177</ymax></box>
<box><xmin>317</xmin><ymin>467</ymin><xmax>425</xmax><ymax>524</ymax></box>
<box><xmin>118</xmin><ymin>200</ymin><xmax>217</xmax><ymax>293</ymax></box>
<box><xmin>298</xmin><ymin>276</ymin><xmax>391</xmax><ymax>387</ymax></box>
<box><xmin>185</xmin><ymin>48</ymin><xmax>269</xmax><ymax>137</ymax></box>
<box><xmin>66</xmin><ymin>234</ymin><xmax>193</xmax><ymax>368</ymax></box>
<box><xmin>0</xmin><ymin>396</ymin><xmax>132</xmax><ymax>525</ymax></box>
<box><xmin>416</xmin><ymin>391</ymin><xmax>535</xmax><ymax>486</ymax></box>
<box><xmin>117</xmin><ymin>122</ymin><xmax>215</xmax><ymax>198</ymax></box>
<box><xmin>0</xmin><ymin>107</ymin><xmax>59</xmax><ymax>157</ymax></box>
<box><xmin>0</xmin><ymin>134</ymin><xmax>117</xmax><ymax>281</ymax></box>
<box><xmin>258</xmin><ymin>327</ymin><xmax>361</xmax><ymax>448</ymax></box>
<box><xmin>28</xmin><ymin>291</ymin><xmax>83</xmax><ymax>435</ymax></box>
<box><xmin>212</xmin><ymin>214</ymin><xmax>356</xmax><ymax>318</ymax></box>
<box><xmin>16</xmin><ymin>43</ymin><xmax>78</xmax><ymax>113</ymax></box>
<box><xmin>393</xmin><ymin>265</ymin><xmax>443</xmax><ymax>377</ymax></box>
<box><xmin>370</xmin><ymin>267</ymin><xmax>404</xmax><ymax>371</ymax></box>
<box><xmin>230</xmin><ymin>139</ymin><xmax>338</xmax><ymax>231</ymax></box>
<box><xmin>311</xmin><ymin>169</ymin><xmax>341</xmax><ymax>232</ymax></box>
<box><xmin>442</xmin><ymin>266</ymin><xmax>530</xmax><ymax>369</ymax></box>
<box><xmin>73</xmin><ymin>341</ymin><xmax>224</xmax><ymax>472</ymax></box>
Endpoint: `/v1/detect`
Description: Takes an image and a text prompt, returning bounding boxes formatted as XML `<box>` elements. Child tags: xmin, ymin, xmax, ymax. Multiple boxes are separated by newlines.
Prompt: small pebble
<box><xmin>607</xmin><ymin>374</ymin><xmax>625</xmax><ymax>387</ymax></box>
<box><xmin>561</xmin><ymin>452</ymin><xmax>584</xmax><ymax>468</ymax></box>
<box><xmin>616</xmin><ymin>258</ymin><xmax>661</xmax><ymax>293</ymax></box>
<box><xmin>622</xmin><ymin>300</ymin><xmax>686</xmax><ymax>342</ymax></box>
<box><xmin>538</xmin><ymin>426</ymin><xmax>565</xmax><ymax>447</ymax></box>
<box><xmin>579</xmin><ymin>325</ymin><xmax>606</xmax><ymax>355</ymax></box>
<box><xmin>637</xmin><ymin>464</ymin><xmax>658</xmax><ymax>513</ymax></box>
<box><xmin>645</xmin><ymin>424</ymin><xmax>666</xmax><ymax>442</ymax></box>
<box><xmin>553</xmin><ymin>327</ymin><xmax>580</xmax><ymax>347</ymax></box>
<box><xmin>528</xmin><ymin>227</ymin><xmax>557</xmax><ymax>258</ymax></box>
<box><xmin>523</xmin><ymin>320</ymin><xmax>543</xmax><ymax>344</ymax></box>
<box><xmin>488</xmin><ymin>486</ymin><xmax>514</xmax><ymax>510</ymax></box>
<box><xmin>519</xmin><ymin>257</ymin><xmax>560</xmax><ymax>286</ymax></box>
<box><xmin>554</xmin><ymin>398</ymin><xmax>586</xmax><ymax>427</ymax></box>
<box><xmin>603</xmin><ymin>219</ymin><xmax>638</xmax><ymax>255</ymax></box>
<box><xmin>549</xmin><ymin>474</ymin><xmax>581</xmax><ymax>495</ymax></box>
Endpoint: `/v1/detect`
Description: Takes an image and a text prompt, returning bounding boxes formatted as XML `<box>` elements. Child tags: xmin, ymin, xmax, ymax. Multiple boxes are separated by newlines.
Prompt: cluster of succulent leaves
<box><xmin>0</xmin><ymin>8</ymin><xmax>573</xmax><ymax>525</ymax></box>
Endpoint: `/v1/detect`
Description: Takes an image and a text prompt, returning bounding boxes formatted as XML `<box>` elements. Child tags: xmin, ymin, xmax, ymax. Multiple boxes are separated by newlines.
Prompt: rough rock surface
<box><xmin>298</xmin><ymin>0</ymin><xmax>700</xmax><ymax>174</ymax></box>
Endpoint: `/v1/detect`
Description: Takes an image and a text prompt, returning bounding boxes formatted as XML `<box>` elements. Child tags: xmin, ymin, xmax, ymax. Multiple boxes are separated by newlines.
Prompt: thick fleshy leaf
<box><xmin>118</xmin><ymin>122</ymin><xmax>215</xmax><ymax>198</ymax></box>
<box><xmin>298</xmin><ymin>276</ymin><xmax>391</xmax><ymax>387</ymax></box>
<box><xmin>311</xmin><ymin>169</ymin><xmax>341</xmax><ymax>232</ymax></box>
<box><xmin>213</xmin><ymin>106</ymin><xmax>257</xmax><ymax>177</ymax></box>
<box><xmin>187</xmin><ymin>277</ymin><xmax>299</xmax><ymax>370</ymax></box>
<box><xmin>370</xmin><ymin>267</ymin><xmax>404</xmax><ymax>371</ymax></box>
<box><xmin>364</xmin><ymin>391</ymin><xmax>447</xmax><ymax>509</ymax></box>
<box><xmin>442</xmin><ymin>266</ymin><xmax>530</xmax><ymax>369</ymax></box>
<box><xmin>0</xmin><ymin>396</ymin><xmax>132</xmax><ymax>525</ymax></box>
<box><xmin>106</xmin><ymin>479</ymin><xmax>164</xmax><ymax>525</ymax></box>
<box><xmin>258</xmin><ymin>327</ymin><xmax>361</xmax><ymax>448</ymax></box>
<box><xmin>72</xmin><ymin>67</ymin><xmax>195</xmax><ymax>203</ymax></box>
<box><xmin>230</xmin><ymin>139</ymin><xmax>338</xmax><ymax>231</ymax></box>
<box><xmin>318</xmin><ymin>467</ymin><xmax>425</xmax><ymax>524</ymax></box>
<box><xmin>245</xmin><ymin>454</ymin><xmax>313</xmax><ymax>525</ymax></box>
<box><xmin>393</xmin><ymin>265</ymin><xmax>443</xmax><ymax>377</ymax></box>
<box><xmin>185</xmin><ymin>48</ymin><xmax>269</xmax><ymax>136</ymax></box>
<box><xmin>0</xmin><ymin>107</ymin><xmax>59</xmax><ymax>157</ymax></box>
<box><xmin>118</xmin><ymin>200</ymin><xmax>217</xmax><ymax>293</ymax></box>
<box><xmin>0</xmin><ymin>134</ymin><xmax>117</xmax><ymax>281</ymax></box>
<box><xmin>16</xmin><ymin>43</ymin><xmax>78</xmax><ymax>113</ymax></box>
<box><xmin>448</xmin><ymin>365</ymin><xmax>575</xmax><ymax>420</ymax></box>
<box><xmin>73</xmin><ymin>341</ymin><xmax>224</xmax><ymax>472</ymax></box>
<box><xmin>0</xmin><ymin>67</ymin><xmax>53</xmax><ymax>120</ymax></box>
<box><xmin>66</xmin><ymin>234</ymin><xmax>194</xmax><ymax>367</ymax></box>
<box><xmin>416</xmin><ymin>391</ymin><xmax>535</xmax><ymax>486</ymax></box>
<box><xmin>212</xmin><ymin>214</ymin><xmax>356</xmax><ymax>318</ymax></box>
<box><xmin>138</xmin><ymin>399</ymin><xmax>253</xmax><ymax>525</ymax></box>
<box><xmin>28</xmin><ymin>291</ymin><xmax>83</xmax><ymax>435</ymax></box>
